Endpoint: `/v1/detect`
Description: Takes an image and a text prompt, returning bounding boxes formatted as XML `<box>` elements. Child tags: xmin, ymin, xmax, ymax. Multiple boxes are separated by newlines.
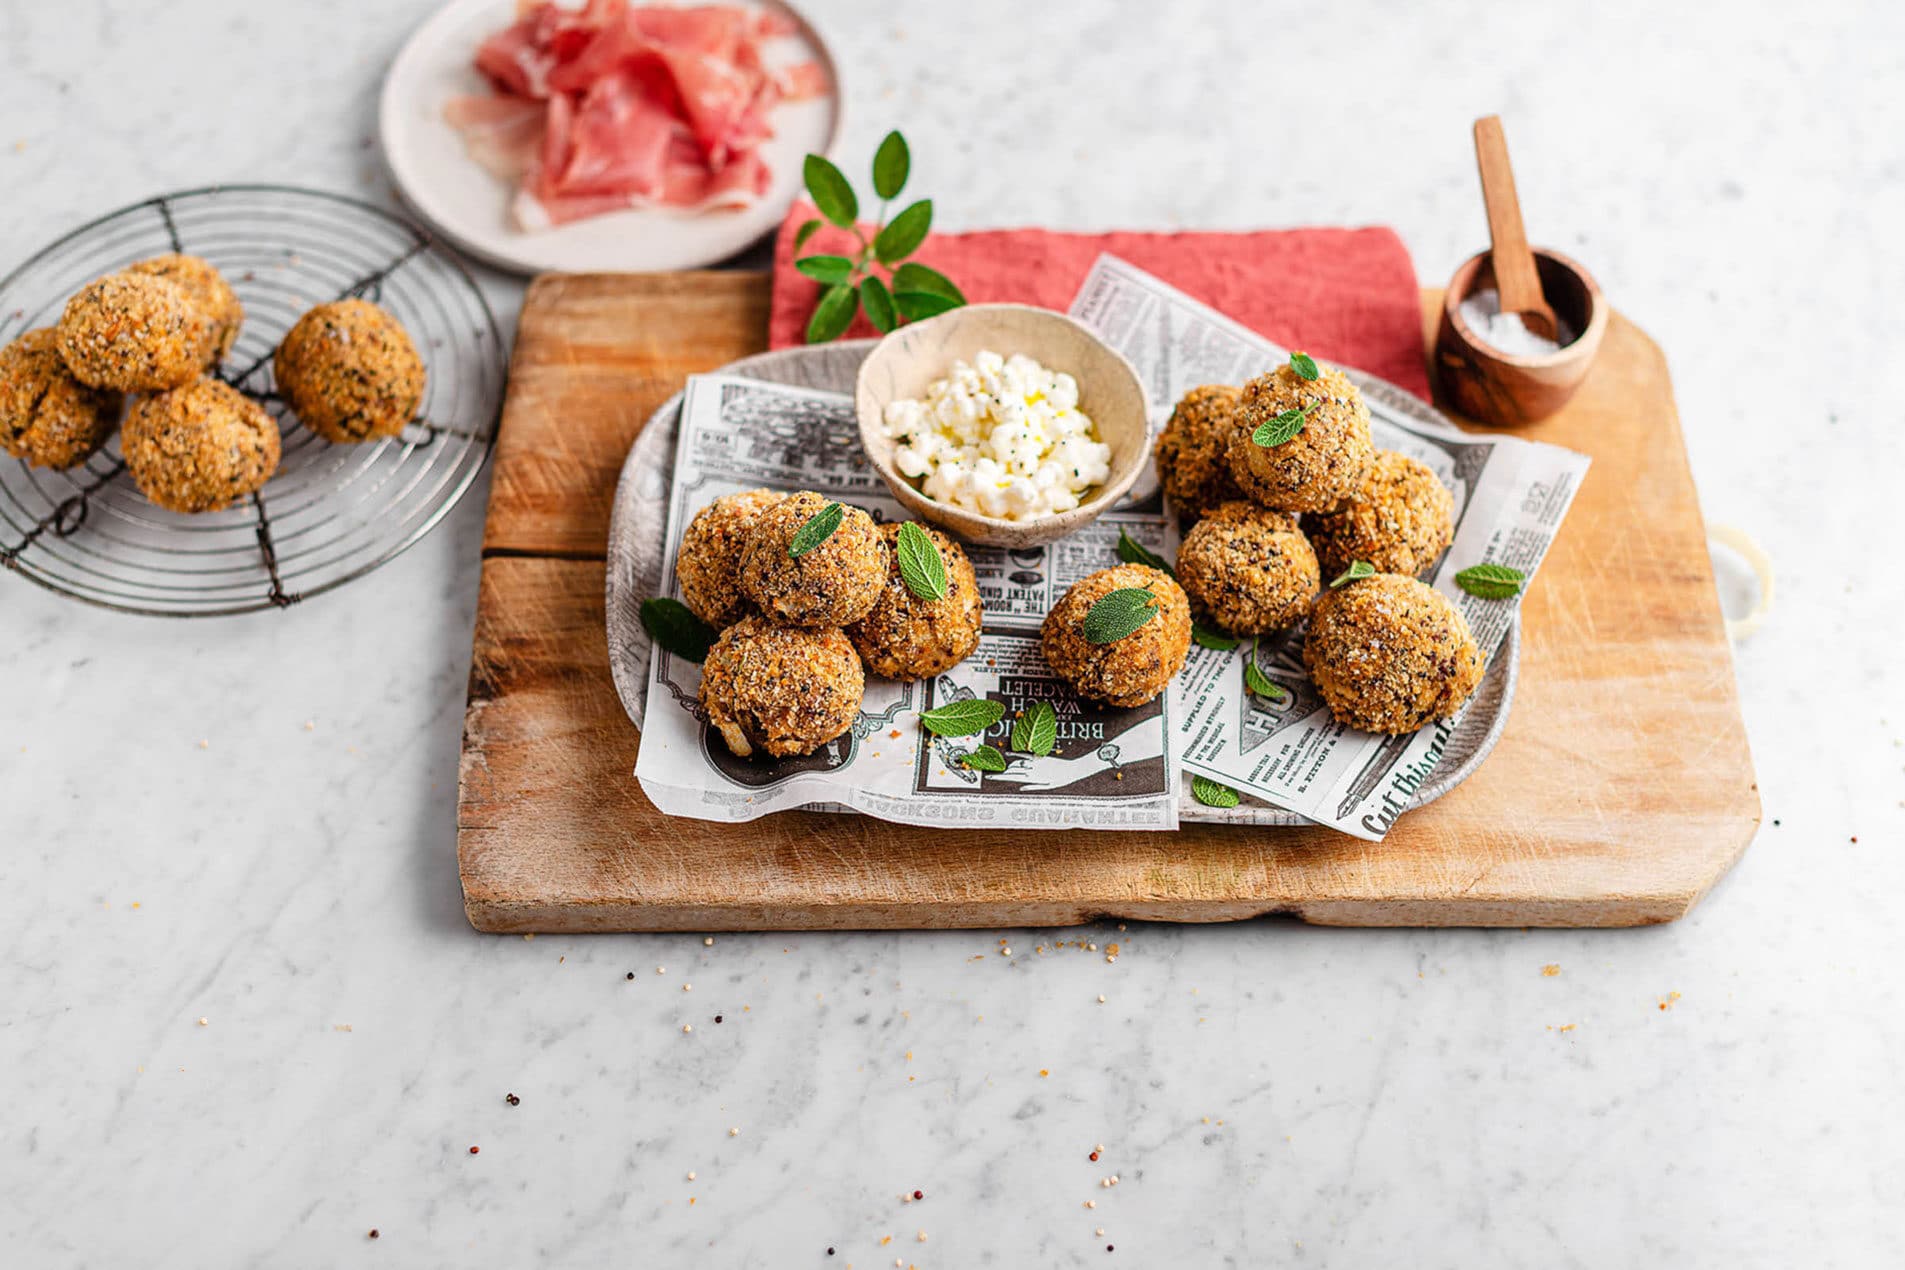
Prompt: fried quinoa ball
<box><xmin>741</xmin><ymin>490</ymin><xmax>888</xmax><ymax>628</ymax></box>
<box><xmin>1305</xmin><ymin>450</ymin><xmax>1456</xmax><ymax>579</ymax></box>
<box><xmin>1175</xmin><ymin>501</ymin><xmax>1320</xmax><ymax>635</ymax></box>
<box><xmin>1227</xmin><ymin>360</ymin><xmax>1374</xmax><ymax>513</ymax></box>
<box><xmin>274</xmin><ymin>299</ymin><xmax>425</xmax><ymax>442</ymax></box>
<box><xmin>1302</xmin><ymin>573</ymin><xmax>1485</xmax><ymax>734</ymax></box>
<box><xmin>56</xmin><ymin>273</ymin><xmax>214</xmax><ymax>392</ymax></box>
<box><xmin>677</xmin><ymin>488</ymin><xmax>785</xmax><ymax>630</ymax></box>
<box><xmin>698</xmin><ymin>615</ymin><xmax>865</xmax><ymax>758</ymax></box>
<box><xmin>0</xmin><ymin>329</ymin><xmax>122</xmax><ymax>469</ymax></box>
<box><xmin>121</xmin><ymin>378</ymin><xmax>280</xmax><ymax>513</ymax></box>
<box><xmin>124</xmin><ymin>254</ymin><xmax>245</xmax><ymax>361</ymax></box>
<box><xmin>1153</xmin><ymin>383</ymin><xmax>1245</xmax><ymax>520</ymax></box>
<box><xmin>1040</xmin><ymin>563</ymin><xmax>1191</xmax><ymax>708</ymax></box>
<box><xmin>845</xmin><ymin>522</ymin><xmax>983</xmax><ymax>680</ymax></box>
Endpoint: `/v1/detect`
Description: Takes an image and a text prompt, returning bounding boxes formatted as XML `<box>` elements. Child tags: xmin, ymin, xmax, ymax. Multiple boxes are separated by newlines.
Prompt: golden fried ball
<box><xmin>677</xmin><ymin>489</ymin><xmax>785</xmax><ymax>630</ymax></box>
<box><xmin>698</xmin><ymin>615</ymin><xmax>865</xmax><ymax>758</ymax></box>
<box><xmin>1302</xmin><ymin>573</ymin><xmax>1484</xmax><ymax>734</ymax></box>
<box><xmin>1153</xmin><ymin>383</ymin><xmax>1244</xmax><ymax>521</ymax></box>
<box><xmin>57</xmin><ymin>273</ymin><xmax>214</xmax><ymax>392</ymax></box>
<box><xmin>121</xmin><ymin>378</ymin><xmax>280</xmax><ymax>513</ymax></box>
<box><xmin>124</xmin><ymin>255</ymin><xmax>244</xmax><ymax>361</ymax></box>
<box><xmin>1040</xmin><ymin>563</ymin><xmax>1191</xmax><ymax>708</ymax></box>
<box><xmin>274</xmin><ymin>299</ymin><xmax>425</xmax><ymax>442</ymax></box>
<box><xmin>1305</xmin><ymin>450</ymin><xmax>1455</xmax><ymax>579</ymax></box>
<box><xmin>1227</xmin><ymin>360</ymin><xmax>1374</xmax><ymax>513</ymax></box>
<box><xmin>741</xmin><ymin>491</ymin><xmax>888</xmax><ymax>628</ymax></box>
<box><xmin>1175</xmin><ymin>501</ymin><xmax>1319</xmax><ymax>635</ymax></box>
<box><xmin>0</xmin><ymin>328</ymin><xmax>122</xmax><ymax>470</ymax></box>
<box><xmin>845</xmin><ymin>522</ymin><xmax>983</xmax><ymax>681</ymax></box>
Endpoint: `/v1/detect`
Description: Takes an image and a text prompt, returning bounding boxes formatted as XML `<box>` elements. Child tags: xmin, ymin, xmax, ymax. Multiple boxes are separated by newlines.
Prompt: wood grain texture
<box><xmin>457</xmin><ymin>272</ymin><xmax>1760</xmax><ymax>931</ymax></box>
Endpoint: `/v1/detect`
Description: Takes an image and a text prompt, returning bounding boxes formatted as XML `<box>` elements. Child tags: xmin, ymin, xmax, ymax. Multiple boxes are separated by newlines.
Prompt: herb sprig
<box><xmin>788</xmin><ymin>502</ymin><xmax>845</xmax><ymax>557</ymax></box>
<box><xmin>1251</xmin><ymin>402</ymin><xmax>1315</xmax><ymax>448</ymax></box>
<box><xmin>1455</xmin><ymin>563</ymin><xmax>1527</xmax><ymax>599</ymax></box>
<box><xmin>1329</xmin><ymin>560</ymin><xmax>1376</xmax><ymax>589</ymax></box>
<box><xmin>796</xmin><ymin>131</ymin><xmax>967</xmax><ymax>342</ymax></box>
<box><xmin>1082</xmin><ymin>587</ymin><xmax>1160</xmax><ymax>645</ymax></box>
<box><xmin>640</xmin><ymin>598</ymin><xmax>717</xmax><ymax>663</ymax></box>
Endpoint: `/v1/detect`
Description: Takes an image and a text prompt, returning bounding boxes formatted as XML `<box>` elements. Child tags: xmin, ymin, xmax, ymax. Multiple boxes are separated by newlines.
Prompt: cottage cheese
<box><xmin>881</xmin><ymin>351</ymin><xmax>1112</xmax><ymax>520</ymax></box>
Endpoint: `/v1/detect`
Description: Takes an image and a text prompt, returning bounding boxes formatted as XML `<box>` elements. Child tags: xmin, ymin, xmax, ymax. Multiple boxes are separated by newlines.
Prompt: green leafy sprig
<box><xmin>795</xmin><ymin>131</ymin><xmax>967</xmax><ymax>342</ymax></box>
<box><xmin>919</xmin><ymin>697</ymin><xmax>1004</xmax><ymax>737</ymax></box>
<box><xmin>1329</xmin><ymin>560</ymin><xmax>1376</xmax><ymax>589</ymax></box>
<box><xmin>1454</xmin><ymin>563</ymin><xmax>1527</xmax><ymax>599</ymax></box>
<box><xmin>641</xmin><ymin>598</ymin><xmax>717</xmax><ymax>663</ymax></box>
<box><xmin>1082</xmin><ymin>587</ymin><xmax>1160</xmax><ymax>645</ymax></box>
<box><xmin>788</xmin><ymin>502</ymin><xmax>845</xmax><ymax>557</ymax></box>
<box><xmin>1011</xmin><ymin>701</ymin><xmax>1058</xmax><ymax>758</ymax></box>
<box><xmin>1191</xmin><ymin>775</ymin><xmax>1241</xmax><ymax>808</ymax></box>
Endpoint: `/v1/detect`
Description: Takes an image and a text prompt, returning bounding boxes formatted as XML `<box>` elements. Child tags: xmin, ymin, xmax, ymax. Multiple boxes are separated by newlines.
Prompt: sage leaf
<box><xmin>1191</xmin><ymin>774</ymin><xmax>1240</xmax><ymax>809</ymax></box>
<box><xmin>920</xmin><ymin>697</ymin><xmax>1005</xmax><ymax>737</ymax></box>
<box><xmin>894</xmin><ymin>520</ymin><xmax>947</xmax><ymax>600</ymax></box>
<box><xmin>1289</xmin><ymin>351</ymin><xmax>1320</xmax><ymax>381</ymax></box>
<box><xmin>1115</xmin><ymin>528</ymin><xmax>1173</xmax><ymax>576</ymax></box>
<box><xmin>874</xmin><ymin>200</ymin><xmax>932</xmax><ymax>264</ymax></box>
<box><xmin>1244</xmin><ymin>658</ymin><xmax>1286</xmax><ymax>701</ymax></box>
<box><xmin>1191</xmin><ymin>621</ymin><xmax>1238</xmax><ymax>651</ymax></box>
<box><xmin>1328</xmin><ymin>560</ymin><xmax>1376</xmax><ymax>589</ymax></box>
<box><xmin>1082</xmin><ymin>587</ymin><xmax>1159</xmax><ymax>645</ymax></box>
<box><xmin>640</xmin><ymin>597</ymin><xmax>716</xmax><ymax>663</ymax></box>
<box><xmin>1250</xmin><ymin>402</ymin><xmax>1314</xmax><ymax>447</ymax></box>
<box><xmin>1012</xmin><ymin>701</ymin><xmax>1058</xmax><ymax>758</ymax></box>
<box><xmin>788</xmin><ymin>501</ymin><xmax>845</xmax><ymax>557</ymax></box>
<box><xmin>872</xmin><ymin>130</ymin><xmax>910</xmax><ymax>200</ymax></box>
<box><xmin>860</xmin><ymin>275</ymin><xmax>896</xmax><ymax>334</ymax></box>
<box><xmin>806</xmin><ymin>284</ymin><xmax>857</xmax><ymax>343</ymax></box>
<box><xmin>1455</xmin><ymin>562</ymin><xmax>1527</xmax><ymax>599</ymax></box>
<box><xmin>963</xmin><ymin>743</ymin><xmax>1007</xmax><ymax>773</ymax></box>
<box><xmin>803</xmin><ymin>155</ymin><xmax>857</xmax><ymax>227</ymax></box>
<box><xmin>793</xmin><ymin>217</ymin><xmax>824</xmax><ymax>250</ymax></box>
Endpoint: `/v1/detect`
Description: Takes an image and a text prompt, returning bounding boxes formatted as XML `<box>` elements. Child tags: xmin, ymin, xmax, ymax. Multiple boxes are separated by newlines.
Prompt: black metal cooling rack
<box><xmin>0</xmin><ymin>185</ymin><xmax>504</xmax><ymax>616</ymax></box>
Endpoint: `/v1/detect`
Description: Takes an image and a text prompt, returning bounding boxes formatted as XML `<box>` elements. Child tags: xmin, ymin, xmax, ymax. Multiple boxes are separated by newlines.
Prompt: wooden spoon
<box><xmin>1472</xmin><ymin>115</ymin><xmax>1558</xmax><ymax>341</ymax></box>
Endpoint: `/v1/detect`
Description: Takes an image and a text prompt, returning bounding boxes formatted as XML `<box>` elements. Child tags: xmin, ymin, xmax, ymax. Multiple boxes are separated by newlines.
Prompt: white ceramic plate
<box><xmin>378</xmin><ymin>0</ymin><xmax>842</xmax><ymax>275</ymax></box>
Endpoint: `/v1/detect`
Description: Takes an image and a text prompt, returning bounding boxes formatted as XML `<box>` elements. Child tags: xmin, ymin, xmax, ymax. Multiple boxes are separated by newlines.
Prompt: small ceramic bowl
<box><xmin>854</xmin><ymin>303</ymin><xmax>1150</xmax><ymax>548</ymax></box>
<box><xmin>1434</xmin><ymin>247</ymin><xmax>1608</xmax><ymax>426</ymax></box>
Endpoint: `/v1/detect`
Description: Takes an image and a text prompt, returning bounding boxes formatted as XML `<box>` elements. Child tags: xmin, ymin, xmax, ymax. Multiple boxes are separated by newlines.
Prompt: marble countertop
<box><xmin>4</xmin><ymin>1</ymin><xmax>1900</xmax><ymax>1264</ymax></box>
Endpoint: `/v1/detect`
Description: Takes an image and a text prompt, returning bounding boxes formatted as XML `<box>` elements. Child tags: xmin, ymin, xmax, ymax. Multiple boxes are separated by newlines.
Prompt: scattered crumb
<box><xmin>196</xmin><ymin>1017</ymin><xmax>208</xmax><ymax>1027</ymax></box>
<box><xmin>333</xmin><ymin>1024</ymin><xmax>353</xmax><ymax>1032</ymax></box>
<box><xmin>197</xmin><ymin>739</ymin><xmax>210</xmax><ymax>750</ymax></box>
<box><xmin>1541</xmin><ymin>964</ymin><xmax>1561</xmax><ymax>977</ymax></box>
<box><xmin>682</xmin><ymin>1024</ymin><xmax>693</xmax><ymax>1034</ymax></box>
<box><xmin>1658</xmin><ymin>991</ymin><xmax>1682</xmax><ymax>1011</ymax></box>
<box><xmin>703</xmin><ymin>937</ymin><xmax>714</xmax><ymax>946</ymax></box>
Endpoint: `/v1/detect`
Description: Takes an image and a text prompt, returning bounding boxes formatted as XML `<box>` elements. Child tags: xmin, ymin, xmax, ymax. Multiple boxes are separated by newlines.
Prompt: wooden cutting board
<box><xmin>456</xmin><ymin>272</ymin><xmax>1759</xmax><ymax>931</ymax></box>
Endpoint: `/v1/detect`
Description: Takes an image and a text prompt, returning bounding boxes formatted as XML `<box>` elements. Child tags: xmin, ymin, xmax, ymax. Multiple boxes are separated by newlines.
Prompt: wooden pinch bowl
<box><xmin>1435</xmin><ymin>247</ymin><xmax>1608</xmax><ymax>426</ymax></box>
<box><xmin>854</xmin><ymin>303</ymin><xmax>1150</xmax><ymax>548</ymax></box>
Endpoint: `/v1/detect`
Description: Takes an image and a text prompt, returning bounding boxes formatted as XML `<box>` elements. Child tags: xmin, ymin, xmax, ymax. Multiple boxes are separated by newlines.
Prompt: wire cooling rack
<box><xmin>0</xmin><ymin>185</ymin><xmax>503</xmax><ymax>617</ymax></box>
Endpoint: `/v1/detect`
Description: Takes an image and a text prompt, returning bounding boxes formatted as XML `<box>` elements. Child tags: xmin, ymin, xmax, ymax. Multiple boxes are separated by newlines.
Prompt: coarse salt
<box><xmin>1456</xmin><ymin>288</ymin><xmax>1575</xmax><ymax>357</ymax></box>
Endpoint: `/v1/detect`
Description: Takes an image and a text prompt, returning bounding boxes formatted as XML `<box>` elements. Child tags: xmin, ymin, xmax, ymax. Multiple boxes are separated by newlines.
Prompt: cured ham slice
<box><xmin>446</xmin><ymin>1</ymin><xmax>827</xmax><ymax>229</ymax></box>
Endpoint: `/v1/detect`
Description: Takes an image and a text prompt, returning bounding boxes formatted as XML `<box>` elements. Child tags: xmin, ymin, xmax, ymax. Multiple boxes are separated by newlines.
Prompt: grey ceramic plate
<box><xmin>605</xmin><ymin>342</ymin><xmax>1517</xmax><ymax>827</ymax></box>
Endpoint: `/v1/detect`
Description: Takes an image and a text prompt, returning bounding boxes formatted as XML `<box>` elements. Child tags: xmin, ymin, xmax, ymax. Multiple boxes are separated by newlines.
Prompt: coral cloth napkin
<box><xmin>768</xmin><ymin>206</ymin><xmax>1431</xmax><ymax>400</ymax></box>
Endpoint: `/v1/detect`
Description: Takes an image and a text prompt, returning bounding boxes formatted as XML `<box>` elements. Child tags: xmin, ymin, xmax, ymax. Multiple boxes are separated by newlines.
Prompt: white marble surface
<box><xmin>3</xmin><ymin>1</ymin><xmax>1901</xmax><ymax>1265</ymax></box>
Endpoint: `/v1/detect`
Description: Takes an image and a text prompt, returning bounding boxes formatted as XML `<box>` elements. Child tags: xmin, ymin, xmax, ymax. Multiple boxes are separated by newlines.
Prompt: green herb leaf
<box><xmin>1012</xmin><ymin>701</ymin><xmax>1058</xmax><ymax>758</ymax></box>
<box><xmin>1244</xmin><ymin>658</ymin><xmax>1287</xmax><ymax>702</ymax></box>
<box><xmin>874</xmin><ymin>199</ymin><xmax>932</xmax><ymax>265</ymax></box>
<box><xmin>1329</xmin><ymin>560</ymin><xmax>1376</xmax><ymax>589</ymax></box>
<box><xmin>893</xmin><ymin>290</ymin><xmax>962</xmax><ymax>322</ymax></box>
<box><xmin>1082</xmin><ymin>587</ymin><xmax>1160</xmax><ymax>645</ymax></box>
<box><xmin>872</xmin><ymin>130</ymin><xmax>910</xmax><ymax>201</ymax></box>
<box><xmin>920</xmin><ymin>697</ymin><xmax>1006</xmax><ymax>737</ymax></box>
<box><xmin>1250</xmin><ymin>402</ymin><xmax>1314</xmax><ymax>447</ymax></box>
<box><xmin>806</xmin><ymin>284</ymin><xmax>858</xmax><ymax>344</ymax></box>
<box><xmin>803</xmin><ymin>155</ymin><xmax>857</xmax><ymax>227</ymax></box>
<box><xmin>894</xmin><ymin>520</ymin><xmax>947</xmax><ymax>601</ymax></box>
<box><xmin>891</xmin><ymin>262</ymin><xmax>966</xmax><ymax>302</ymax></box>
<box><xmin>1191</xmin><ymin>774</ymin><xmax>1240</xmax><ymax>809</ymax></box>
<box><xmin>795</xmin><ymin>255</ymin><xmax>856</xmax><ymax>286</ymax></box>
<box><xmin>963</xmin><ymin>743</ymin><xmax>1007</xmax><ymax>773</ymax></box>
<box><xmin>788</xmin><ymin>501</ymin><xmax>845</xmax><ymax>557</ymax></box>
<box><xmin>640</xmin><ymin>597</ymin><xmax>717</xmax><ymax>663</ymax></box>
<box><xmin>1455</xmin><ymin>562</ymin><xmax>1527</xmax><ymax>599</ymax></box>
<box><xmin>1289</xmin><ymin>351</ymin><xmax>1320</xmax><ymax>381</ymax></box>
<box><xmin>1115</xmin><ymin>528</ymin><xmax>1173</xmax><ymax>576</ymax></box>
<box><xmin>860</xmin><ymin>275</ymin><xmax>896</xmax><ymax>334</ymax></box>
<box><xmin>1191</xmin><ymin>621</ymin><xmax>1238</xmax><ymax>651</ymax></box>
<box><xmin>793</xmin><ymin>217</ymin><xmax>824</xmax><ymax>250</ymax></box>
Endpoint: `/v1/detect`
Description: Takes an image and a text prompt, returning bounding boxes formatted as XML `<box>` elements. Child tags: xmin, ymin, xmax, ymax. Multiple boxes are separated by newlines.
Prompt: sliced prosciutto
<box><xmin>444</xmin><ymin>1</ymin><xmax>828</xmax><ymax>228</ymax></box>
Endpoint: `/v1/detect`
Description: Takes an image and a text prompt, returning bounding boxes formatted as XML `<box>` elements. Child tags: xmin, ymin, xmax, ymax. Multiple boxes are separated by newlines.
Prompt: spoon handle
<box><xmin>1473</xmin><ymin>115</ymin><xmax>1556</xmax><ymax>338</ymax></box>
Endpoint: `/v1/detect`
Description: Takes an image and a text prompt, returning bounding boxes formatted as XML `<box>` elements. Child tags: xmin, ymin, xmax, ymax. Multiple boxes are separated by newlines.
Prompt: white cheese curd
<box><xmin>881</xmin><ymin>350</ymin><xmax>1112</xmax><ymax>520</ymax></box>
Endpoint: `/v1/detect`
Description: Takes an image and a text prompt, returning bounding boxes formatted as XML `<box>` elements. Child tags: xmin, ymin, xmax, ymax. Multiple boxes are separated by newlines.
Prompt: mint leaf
<box><xmin>874</xmin><ymin>200</ymin><xmax>932</xmax><ymax>264</ymax></box>
<box><xmin>1244</xmin><ymin>658</ymin><xmax>1286</xmax><ymax>702</ymax></box>
<box><xmin>963</xmin><ymin>743</ymin><xmax>1007</xmax><ymax>773</ymax></box>
<box><xmin>872</xmin><ymin>131</ymin><xmax>909</xmax><ymax>201</ymax></box>
<box><xmin>1115</xmin><ymin>528</ymin><xmax>1173</xmax><ymax>576</ymax></box>
<box><xmin>920</xmin><ymin>697</ymin><xmax>1005</xmax><ymax>737</ymax></box>
<box><xmin>1455</xmin><ymin>562</ymin><xmax>1527</xmax><ymax>599</ymax></box>
<box><xmin>894</xmin><ymin>520</ymin><xmax>946</xmax><ymax>600</ymax></box>
<box><xmin>1250</xmin><ymin>402</ymin><xmax>1314</xmax><ymax>447</ymax></box>
<box><xmin>1328</xmin><ymin>560</ymin><xmax>1376</xmax><ymax>589</ymax></box>
<box><xmin>1191</xmin><ymin>621</ymin><xmax>1238</xmax><ymax>651</ymax></box>
<box><xmin>640</xmin><ymin>597</ymin><xmax>716</xmax><ymax>663</ymax></box>
<box><xmin>803</xmin><ymin>155</ymin><xmax>857</xmax><ymax>227</ymax></box>
<box><xmin>1191</xmin><ymin>774</ymin><xmax>1240</xmax><ymax>809</ymax></box>
<box><xmin>860</xmin><ymin>275</ymin><xmax>896</xmax><ymax>334</ymax></box>
<box><xmin>1082</xmin><ymin>587</ymin><xmax>1159</xmax><ymax>645</ymax></box>
<box><xmin>788</xmin><ymin>501</ymin><xmax>845</xmax><ymax>557</ymax></box>
<box><xmin>1289</xmin><ymin>351</ymin><xmax>1320</xmax><ymax>381</ymax></box>
<box><xmin>1012</xmin><ymin>701</ymin><xmax>1058</xmax><ymax>758</ymax></box>
<box><xmin>806</xmin><ymin>284</ymin><xmax>857</xmax><ymax>343</ymax></box>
